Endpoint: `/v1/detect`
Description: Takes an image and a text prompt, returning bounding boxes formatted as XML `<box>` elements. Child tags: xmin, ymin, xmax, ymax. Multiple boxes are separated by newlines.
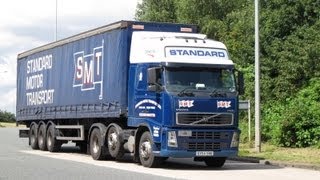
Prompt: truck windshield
<box><xmin>164</xmin><ymin>67</ymin><xmax>236</xmax><ymax>96</ymax></box>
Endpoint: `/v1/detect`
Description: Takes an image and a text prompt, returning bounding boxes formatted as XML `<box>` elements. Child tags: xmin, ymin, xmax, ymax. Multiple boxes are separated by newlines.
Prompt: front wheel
<box><xmin>139</xmin><ymin>131</ymin><xmax>163</xmax><ymax>168</ymax></box>
<box><xmin>204</xmin><ymin>157</ymin><xmax>226</xmax><ymax>168</ymax></box>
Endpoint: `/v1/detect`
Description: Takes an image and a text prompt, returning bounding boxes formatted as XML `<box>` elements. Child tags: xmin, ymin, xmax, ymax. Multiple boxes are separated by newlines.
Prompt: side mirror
<box><xmin>237</xmin><ymin>72</ymin><xmax>245</xmax><ymax>95</ymax></box>
<box><xmin>147</xmin><ymin>67</ymin><xmax>162</xmax><ymax>92</ymax></box>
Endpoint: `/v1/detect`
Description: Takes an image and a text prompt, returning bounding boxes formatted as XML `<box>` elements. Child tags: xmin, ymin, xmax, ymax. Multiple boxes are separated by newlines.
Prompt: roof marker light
<box><xmin>180</xmin><ymin>27</ymin><xmax>192</xmax><ymax>32</ymax></box>
<box><xmin>132</xmin><ymin>24</ymin><xmax>144</xmax><ymax>30</ymax></box>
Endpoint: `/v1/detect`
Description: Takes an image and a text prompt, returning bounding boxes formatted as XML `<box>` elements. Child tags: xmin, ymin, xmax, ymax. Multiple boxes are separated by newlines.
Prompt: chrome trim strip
<box><xmin>176</xmin><ymin>112</ymin><xmax>234</xmax><ymax>126</ymax></box>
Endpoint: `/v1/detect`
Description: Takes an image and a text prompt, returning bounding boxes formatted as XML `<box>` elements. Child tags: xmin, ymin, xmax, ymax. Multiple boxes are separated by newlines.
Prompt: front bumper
<box><xmin>154</xmin><ymin>149</ymin><xmax>238</xmax><ymax>158</ymax></box>
<box><xmin>154</xmin><ymin>127</ymin><xmax>240</xmax><ymax>158</ymax></box>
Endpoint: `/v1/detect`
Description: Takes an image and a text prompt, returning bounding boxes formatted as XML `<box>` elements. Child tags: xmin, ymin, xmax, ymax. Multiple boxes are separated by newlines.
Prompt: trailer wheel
<box><xmin>29</xmin><ymin>124</ymin><xmax>39</xmax><ymax>150</ymax></box>
<box><xmin>38</xmin><ymin>123</ymin><xmax>47</xmax><ymax>151</ymax></box>
<box><xmin>204</xmin><ymin>157</ymin><xmax>226</xmax><ymax>168</ymax></box>
<box><xmin>139</xmin><ymin>131</ymin><xmax>163</xmax><ymax>168</ymax></box>
<box><xmin>107</xmin><ymin>125</ymin><xmax>125</xmax><ymax>159</ymax></box>
<box><xmin>90</xmin><ymin>128</ymin><xmax>107</xmax><ymax>160</ymax></box>
<box><xmin>46</xmin><ymin>125</ymin><xmax>61</xmax><ymax>152</ymax></box>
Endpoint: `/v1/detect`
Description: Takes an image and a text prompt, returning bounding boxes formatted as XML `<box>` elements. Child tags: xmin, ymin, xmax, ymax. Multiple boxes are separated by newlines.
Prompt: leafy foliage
<box><xmin>136</xmin><ymin>0</ymin><xmax>320</xmax><ymax>147</ymax></box>
<box><xmin>263</xmin><ymin>78</ymin><xmax>320</xmax><ymax>147</ymax></box>
<box><xmin>135</xmin><ymin>0</ymin><xmax>177</xmax><ymax>22</ymax></box>
<box><xmin>0</xmin><ymin>110</ymin><xmax>16</xmax><ymax>123</ymax></box>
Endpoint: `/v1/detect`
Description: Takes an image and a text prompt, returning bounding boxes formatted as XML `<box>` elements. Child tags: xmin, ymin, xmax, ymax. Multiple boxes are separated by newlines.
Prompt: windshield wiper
<box><xmin>210</xmin><ymin>88</ymin><xmax>226</xmax><ymax>97</ymax></box>
<box><xmin>177</xmin><ymin>87</ymin><xmax>195</xmax><ymax>97</ymax></box>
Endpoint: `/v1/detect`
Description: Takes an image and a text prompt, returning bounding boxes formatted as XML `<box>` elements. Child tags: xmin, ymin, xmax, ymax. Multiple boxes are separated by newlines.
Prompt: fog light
<box><xmin>168</xmin><ymin>131</ymin><xmax>178</xmax><ymax>147</ymax></box>
<box><xmin>231</xmin><ymin>132</ymin><xmax>239</xmax><ymax>148</ymax></box>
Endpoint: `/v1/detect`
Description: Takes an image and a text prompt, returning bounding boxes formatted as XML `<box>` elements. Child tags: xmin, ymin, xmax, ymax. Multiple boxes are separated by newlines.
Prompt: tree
<box><xmin>0</xmin><ymin>110</ymin><xmax>16</xmax><ymax>122</ymax></box>
<box><xmin>135</xmin><ymin>0</ymin><xmax>177</xmax><ymax>22</ymax></box>
<box><xmin>135</xmin><ymin>0</ymin><xmax>320</xmax><ymax>147</ymax></box>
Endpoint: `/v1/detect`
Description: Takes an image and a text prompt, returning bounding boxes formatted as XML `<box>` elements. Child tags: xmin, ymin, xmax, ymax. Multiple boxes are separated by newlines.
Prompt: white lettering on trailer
<box><xmin>73</xmin><ymin>40</ymin><xmax>104</xmax><ymax>100</ymax></box>
<box><xmin>95</xmin><ymin>52</ymin><xmax>102</xmax><ymax>76</ymax></box>
<box><xmin>27</xmin><ymin>54</ymin><xmax>53</xmax><ymax>74</ymax></box>
<box><xmin>25</xmin><ymin>54</ymin><xmax>55</xmax><ymax>106</ymax></box>
<box><xmin>83</xmin><ymin>60</ymin><xmax>94</xmax><ymax>84</ymax></box>
<box><xmin>76</xmin><ymin>56</ymin><xmax>83</xmax><ymax>79</ymax></box>
<box><xmin>26</xmin><ymin>89</ymin><xmax>55</xmax><ymax>105</ymax></box>
<box><xmin>26</xmin><ymin>74</ymin><xmax>43</xmax><ymax>90</ymax></box>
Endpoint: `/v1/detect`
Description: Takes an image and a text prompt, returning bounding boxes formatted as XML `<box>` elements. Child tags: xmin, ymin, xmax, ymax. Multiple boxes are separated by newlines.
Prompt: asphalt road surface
<box><xmin>1</xmin><ymin>128</ymin><xmax>320</xmax><ymax>180</ymax></box>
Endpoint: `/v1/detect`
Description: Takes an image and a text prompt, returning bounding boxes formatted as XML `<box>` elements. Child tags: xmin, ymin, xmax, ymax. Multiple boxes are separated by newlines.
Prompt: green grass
<box><xmin>0</xmin><ymin>122</ymin><xmax>24</xmax><ymax>128</ymax></box>
<box><xmin>239</xmin><ymin>142</ymin><xmax>320</xmax><ymax>165</ymax></box>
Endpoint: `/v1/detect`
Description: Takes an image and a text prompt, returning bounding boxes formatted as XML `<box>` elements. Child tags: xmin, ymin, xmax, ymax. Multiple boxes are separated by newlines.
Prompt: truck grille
<box><xmin>176</xmin><ymin>113</ymin><xmax>233</xmax><ymax>126</ymax></box>
<box><xmin>188</xmin><ymin>142</ymin><xmax>228</xmax><ymax>151</ymax></box>
<box><xmin>190</xmin><ymin>131</ymin><xmax>230</xmax><ymax>140</ymax></box>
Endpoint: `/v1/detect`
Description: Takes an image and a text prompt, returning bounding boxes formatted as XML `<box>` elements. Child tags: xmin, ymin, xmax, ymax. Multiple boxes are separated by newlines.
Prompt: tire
<box><xmin>107</xmin><ymin>125</ymin><xmax>125</xmax><ymax>159</ymax></box>
<box><xmin>90</xmin><ymin>128</ymin><xmax>107</xmax><ymax>160</ymax></box>
<box><xmin>29</xmin><ymin>124</ymin><xmax>39</xmax><ymax>150</ymax></box>
<box><xmin>204</xmin><ymin>157</ymin><xmax>226</xmax><ymax>168</ymax></box>
<box><xmin>139</xmin><ymin>131</ymin><xmax>163</xmax><ymax>168</ymax></box>
<box><xmin>38</xmin><ymin>123</ymin><xmax>47</xmax><ymax>151</ymax></box>
<box><xmin>46</xmin><ymin>125</ymin><xmax>61</xmax><ymax>152</ymax></box>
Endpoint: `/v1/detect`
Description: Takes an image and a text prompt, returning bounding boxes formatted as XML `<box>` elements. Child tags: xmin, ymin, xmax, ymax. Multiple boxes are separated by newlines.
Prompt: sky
<box><xmin>0</xmin><ymin>0</ymin><xmax>140</xmax><ymax>114</ymax></box>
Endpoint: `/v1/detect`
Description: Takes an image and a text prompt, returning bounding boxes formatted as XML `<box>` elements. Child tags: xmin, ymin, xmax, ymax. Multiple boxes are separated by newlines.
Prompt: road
<box><xmin>0</xmin><ymin>128</ymin><xmax>320</xmax><ymax>180</ymax></box>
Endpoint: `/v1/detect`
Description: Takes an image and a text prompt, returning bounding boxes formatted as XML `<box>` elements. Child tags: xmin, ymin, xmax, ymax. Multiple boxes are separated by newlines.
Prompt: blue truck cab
<box><xmin>17</xmin><ymin>21</ymin><xmax>243</xmax><ymax>168</ymax></box>
<box><xmin>127</xmin><ymin>26</ymin><xmax>243</xmax><ymax>167</ymax></box>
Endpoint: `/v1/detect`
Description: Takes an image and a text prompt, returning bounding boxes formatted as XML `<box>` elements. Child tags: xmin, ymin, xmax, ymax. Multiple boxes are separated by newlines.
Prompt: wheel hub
<box><xmin>47</xmin><ymin>134</ymin><xmax>52</xmax><ymax>147</ymax></box>
<box><xmin>108</xmin><ymin>132</ymin><xmax>118</xmax><ymax>149</ymax></box>
<box><xmin>30</xmin><ymin>131</ymin><xmax>36</xmax><ymax>144</ymax></box>
<box><xmin>140</xmin><ymin>141</ymin><xmax>152</xmax><ymax>159</ymax></box>
<box><xmin>38</xmin><ymin>133</ymin><xmax>43</xmax><ymax>145</ymax></box>
<box><xmin>92</xmin><ymin>137</ymin><xmax>99</xmax><ymax>154</ymax></box>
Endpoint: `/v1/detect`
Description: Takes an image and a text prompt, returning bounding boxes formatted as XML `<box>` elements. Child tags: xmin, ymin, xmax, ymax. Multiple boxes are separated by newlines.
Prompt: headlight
<box><xmin>231</xmin><ymin>132</ymin><xmax>239</xmax><ymax>148</ymax></box>
<box><xmin>168</xmin><ymin>131</ymin><xmax>178</xmax><ymax>147</ymax></box>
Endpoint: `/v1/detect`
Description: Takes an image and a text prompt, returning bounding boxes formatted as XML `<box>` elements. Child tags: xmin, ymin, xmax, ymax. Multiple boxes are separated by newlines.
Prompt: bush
<box><xmin>0</xmin><ymin>110</ymin><xmax>16</xmax><ymax>123</ymax></box>
<box><xmin>263</xmin><ymin>78</ymin><xmax>320</xmax><ymax>147</ymax></box>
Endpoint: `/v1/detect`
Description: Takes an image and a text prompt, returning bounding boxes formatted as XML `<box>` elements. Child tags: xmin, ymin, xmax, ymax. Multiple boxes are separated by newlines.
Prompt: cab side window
<box><xmin>136</xmin><ymin>66</ymin><xmax>146</xmax><ymax>90</ymax></box>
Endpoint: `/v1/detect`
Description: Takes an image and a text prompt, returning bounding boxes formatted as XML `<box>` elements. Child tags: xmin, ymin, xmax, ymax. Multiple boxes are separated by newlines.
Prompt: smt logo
<box><xmin>217</xmin><ymin>101</ymin><xmax>231</xmax><ymax>108</ymax></box>
<box><xmin>73</xmin><ymin>40</ymin><xmax>104</xmax><ymax>99</ymax></box>
<box><xmin>179</xmin><ymin>100</ymin><xmax>194</xmax><ymax>108</ymax></box>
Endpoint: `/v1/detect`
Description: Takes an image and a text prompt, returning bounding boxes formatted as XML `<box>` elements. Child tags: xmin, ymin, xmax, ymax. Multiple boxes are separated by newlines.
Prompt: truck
<box><xmin>17</xmin><ymin>20</ymin><xmax>244</xmax><ymax>168</ymax></box>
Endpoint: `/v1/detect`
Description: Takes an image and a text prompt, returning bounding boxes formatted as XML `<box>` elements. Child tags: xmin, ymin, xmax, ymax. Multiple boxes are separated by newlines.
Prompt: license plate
<box><xmin>196</xmin><ymin>151</ymin><xmax>214</xmax><ymax>156</ymax></box>
<box><xmin>178</xmin><ymin>130</ymin><xmax>192</xmax><ymax>137</ymax></box>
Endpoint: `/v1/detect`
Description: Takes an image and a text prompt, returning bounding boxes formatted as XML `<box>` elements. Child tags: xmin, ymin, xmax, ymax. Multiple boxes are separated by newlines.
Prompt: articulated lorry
<box><xmin>17</xmin><ymin>21</ymin><xmax>244</xmax><ymax>168</ymax></box>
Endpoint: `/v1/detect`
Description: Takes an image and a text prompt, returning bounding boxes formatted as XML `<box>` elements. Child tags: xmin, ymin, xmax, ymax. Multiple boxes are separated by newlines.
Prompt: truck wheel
<box><xmin>139</xmin><ymin>131</ymin><xmax>163</xmax><ymax>168</ymax></box>
<box><xmin>29</xmin><ymin>124</ymin><xmax>39</xmax><ymax>150</ymax></box>
<box><xmin>38</xmin><ymin>123</ymin><xmax>47</xmax><ymax>151</ymax></box>
<box><xmin>46</xmin><ymin>125</ymin><xmax>61</xmax><ymax>152</ymax></box>
<box><xmin>107</xmin><ymin>125</ymin><xmax>124</xmax><ymax>159</ymax></box>
<box><xmin>204</xmin><ymin>157</ymin><xmax>226</xmax><ymax>168</ymax></box>
<box><xmin>90</xmin><ymin>128</ymin><xmax>107</xmax><ymax>160</ymax></box>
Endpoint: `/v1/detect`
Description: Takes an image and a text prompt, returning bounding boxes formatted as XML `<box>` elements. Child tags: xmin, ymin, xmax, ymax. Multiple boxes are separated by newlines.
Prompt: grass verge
<box><xmin>239</xmin><ymin>142</ymin><xmax>320</xmax><ymax>165</ymax></box>
<box><xmin>0</xmin><ymin>122</ymin><xmax>23</xmax><ymax>128</ymax></box>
